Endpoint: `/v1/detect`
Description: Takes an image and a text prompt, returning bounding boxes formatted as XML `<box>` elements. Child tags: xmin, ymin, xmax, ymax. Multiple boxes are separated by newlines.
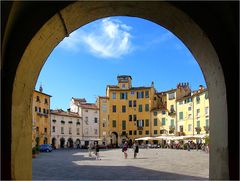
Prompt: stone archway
<box><xmin>51</xmin><ymin>138</ymin><xmax>56</xmax><ymax>149</ymax></box>
<box><xmin>2</xmin><ymin>1</ymin><xmax>238</xmax><ymax>180</ymax></box>
<box><xmin>60</xmin><ymin>138</ymin><xmax>65</xmax><ymax>148</ymax></box>
<box><xmin>67</xmin><ymin>138</ymin><xmax>73</xmax><ymax>148</ymax></box>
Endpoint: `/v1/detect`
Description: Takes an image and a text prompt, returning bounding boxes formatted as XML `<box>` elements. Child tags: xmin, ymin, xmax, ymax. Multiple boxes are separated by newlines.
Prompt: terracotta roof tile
<box><xmin>50</xmin><ymin>109</ymin><xmax>81</xmax><ymax>118</ymax></box>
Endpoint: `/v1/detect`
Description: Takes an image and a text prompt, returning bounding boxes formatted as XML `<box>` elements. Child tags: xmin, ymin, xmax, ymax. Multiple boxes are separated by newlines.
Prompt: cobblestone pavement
<box><xmin>32</xmin><ymin>148</ymin><xmax>209</xmax><ymax>180</ymax></box>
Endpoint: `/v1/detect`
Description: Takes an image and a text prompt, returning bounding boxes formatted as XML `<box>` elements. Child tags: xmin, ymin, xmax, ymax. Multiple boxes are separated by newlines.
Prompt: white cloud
<box><xmin>58</xmin><ymin>18</ymin><xmax>133</xmax><ymax>59</ymax></box>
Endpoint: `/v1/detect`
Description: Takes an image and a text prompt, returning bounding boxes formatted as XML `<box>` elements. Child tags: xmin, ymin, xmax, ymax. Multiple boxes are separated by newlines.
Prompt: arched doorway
<box><xmin>111</xmin><ymin>132</ymin><xmax>118</xmax><ymax>148</ymax></box>
<box><xmin>60</xmin><ymin>138</ymin><xmax>65</xmax><ymax>148</ymax></box>
<box><xmin>2</xmin><ymin>1</ymin><xmax>238</xmax><ymax>180</ymax></box>
<box><xmin>67</xmin><ymin>138</ymin><xmax>73</xmax><ymax>148</ymax></box>
<box><xmin>51</xmin><ymin>138</ymin><xmax>56</xmax><ymax>149</ymax></box>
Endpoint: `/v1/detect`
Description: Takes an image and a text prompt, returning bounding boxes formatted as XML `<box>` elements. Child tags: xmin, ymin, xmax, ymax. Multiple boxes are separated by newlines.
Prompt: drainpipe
<box><xmin>175</xmin><ymin>100</ymin><xmax>178</xmax><ymax>136</ymax></box>
<box><xmin>192</xmin><ymin>96</ymin><xmax>195</xmax><ymax>136</ymax></box>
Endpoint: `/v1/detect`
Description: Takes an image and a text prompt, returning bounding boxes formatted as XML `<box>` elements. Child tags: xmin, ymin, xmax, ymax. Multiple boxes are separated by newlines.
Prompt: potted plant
<box><xmin>32</xmin><ymin>147</ymin><xmax>36</xmax><ymax>158</ymax></box>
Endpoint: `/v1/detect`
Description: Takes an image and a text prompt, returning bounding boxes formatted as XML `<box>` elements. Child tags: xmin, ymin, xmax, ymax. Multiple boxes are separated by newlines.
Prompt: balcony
<box><xmin>137</xmin><ymin>127</ymin><xmax>143</xmax><ymax>130</ymax></box>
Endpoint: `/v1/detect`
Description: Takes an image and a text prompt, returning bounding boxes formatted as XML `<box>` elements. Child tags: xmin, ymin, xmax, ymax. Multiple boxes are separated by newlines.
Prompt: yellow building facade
<box><xmin>99</xmin><ymin>75</ymin><xmax>156</xmax><ymax>146</ymax></box>
<box><xmin>32</xmin><ymin>87</ymin><xmax>51</xmax><ymax>147</ymax></box>
<box><xmin>99</xmin><ymin>76</ymin><xmax>209</xmax><ymax>146</ymax></box>
<box><xmin>176</xmin><ymin>85</ymin><xmax>209</xmax><ymax>135</ymax></box>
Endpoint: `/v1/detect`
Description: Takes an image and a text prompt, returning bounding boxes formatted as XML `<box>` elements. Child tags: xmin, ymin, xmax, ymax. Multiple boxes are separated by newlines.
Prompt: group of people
<box><xmin>88</xmin><ymin>142</ymin><xmax>100</xmax><ymax>160</ymax></box>
<box><xmin>122</xmin><ymin>141</ymin><xmax>139</xmax><ymax>159</ymax></box>
<box><xmin>88</xmin><ymin>140</ymin><xmax>140</xmax><ymax>160</ymax></box>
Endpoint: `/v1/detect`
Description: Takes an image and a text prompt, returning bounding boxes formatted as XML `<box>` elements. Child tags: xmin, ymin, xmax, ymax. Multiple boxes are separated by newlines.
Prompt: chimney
<box><xmin>67</xmin><ymin>108</ymin><xmax>70</xmax><ymax>113</ymax></box>
<box><xmin>39</xmin><ymin>84</ymin><xmax>43</xmax><ymax>92</ymax></box>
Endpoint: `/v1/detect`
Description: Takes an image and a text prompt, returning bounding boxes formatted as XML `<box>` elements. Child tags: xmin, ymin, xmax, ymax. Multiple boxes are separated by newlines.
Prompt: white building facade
<box><xmin>50</xmin><ymin>109</ymin><xmax>82</xmax><ymax>148</ymax></box>
<box><xmin>70</xmin><ymin>98</ymin><xmax>100</xmax><ymax>146</ymax></box>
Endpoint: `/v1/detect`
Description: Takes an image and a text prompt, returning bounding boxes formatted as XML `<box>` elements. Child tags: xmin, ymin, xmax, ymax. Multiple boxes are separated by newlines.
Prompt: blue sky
<box><xmin>36</xmin><ymin>16</ymin><xmax>206</xmax><ymax>110</ymax></box>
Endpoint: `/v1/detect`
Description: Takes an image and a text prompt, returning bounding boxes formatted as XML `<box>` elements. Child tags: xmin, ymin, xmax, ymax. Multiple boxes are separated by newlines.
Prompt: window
<box><xmin>137</xmin><ymin>120</ymin><xmax>144</xmax><ymax>127</ymax></box>
<box><xmin>94</xmin><ymin>129</ymin><xmax>98</xmax><ymax>135</ymax></box>
<box><xmin>179</xmin><ymin>112</ymin><xmax>183</xmax><ymax>120</ymax></box>
<box><xmin>179</xmin><ymin>125</ymin><xmax>184</xmax><ymax>132</ymax></box>
<box><xmin>162</xmin><ymin>110</ymin><xmax>166</xmax><ymax>115</ymax></box>
<box><xmin>134</xmin><ymin>130</ymin><xmax>137</xmax><ymax>135</ymax></box>
<box><xmin>133</xmin><ymin>100</ymin><xmax>137</xmax><ymax>107</ymax></box>
<box><xmin>154</xmin><ymin>130</ymin><xmax>158</xmax><ymax>134</ymax></box>
<box><xmin>188</xmin><ymin>106</ymin><xmax>192</xmax><ymax>111</ymax></box>
<box><xmin>154</xmin><ymin>97</ymin><xmax>157</xmax><ymax>100</ymax></box>
<box><xmin>36</xmin><ymin>96</ymin><xmax>40</xmax><ymax>102</ymax></box>
<box><xmin>205</xmin><ymin>92</ymin><xmax>208</xmax><ymax>99</ymax></box>
<box><xmin>188</xmin><ymin>124</ymin><xmax>192</xmax><ymax>131</ymax></box>
<box><xmin>61</xmin><ymin>127</ymin><xmax>64</xmax><ymax>134</ymax></box>
<box><xmin>122</xmin><ymin>105</ymin><xmax>126</xmax><ymax>113</ymax></box>
<box><xmin>112</xmin><ymin>92</ymin><xmax>116</xmax><ymax>99</ymax></box>
<box><xmin>44</xmin><ymin>98</ymin><xmax>48</xmax><ymax>104</ymax></box>
<box><xmin>94</xmin><ymin>117</ymin><xmax>98</xmax><ymax>123</ymax></box>
<box><xmin>52</xmin><ymin>119</ymin><xmax>56</xmax><ymax>123</ymax></box>
<box><xmin>112</xmin><ymin>105</ymin><xmax>116</xmax><ymax>112</ymax></box>
<box><xmin>131</xmin><ymin>91</ymin><xmax>134</xmax><ymax>95</ymax></box>
<box><xmin>122</xmin><ymin>84</ymin><xmax>125</xmax><ymax>88</ymax></box>
<box><xmin>38</xmin><ymin>107</ymin><xmax>41</xmax><ymax>113</ymax></box>
<box><xmin>122</xmin><ymin>120</ymin><xmax>126</xmax><ymax>130</ymax></box>
<box><xmin>133</xmin><ymin>115</ymin><xmax>137</xmax><ymax>121</ymax></box>
<box><xmin>154</xmin><ymin>118</ymin><xmax>158</xmax><ymax>126</ymax></box>
<box><xmin>185</xmin><ymin>98</ymin><xmax>192</xmax><ymax>103</ymax></box>
<box><xmin>129</xmin><ymin>130</ymin><xmax>132</xmax><ymax>135</ymax></box>
<box><xmin>171</xmin><ymin>119</ymin><xmax>174</xmax><ymax>126</ymax></box>
<box><xmin>138</xmin><ymin>104</ymin><xmax>142</xmax><ymax>112</ymax></box>
<box><xmin>44</xmin><ymin>128</ymin><xmax>47</xmax><ymax>133</ymax></box>
<box><xmin>36</xmin><ymin>127</ymin><xmax>39</xmax><ymax>134</ymax></box>
<box><xmin>77</xmin><ymin>128</ymin><xmax>80</xmax><ymax>135</ymax></box>
<box><xmin>168</xmin><ymin>92</ymin><xmax>175</xmax><ymax>100</ymax></box>
<box><xmin>206</xmin><ymin>119</ymin><xmax>209</xmax><ymax>127</ymax></box>
<box><xmin>68</xmin><ymin>121</ymin><xmax>73</xmax><ymax>124</ymax></box>
<box><xmin>197</xmin><ymin>109</ymin><xmax>200</xmax><ymax>117</ymax></box>
<box><xmin>102</xmin><ymin>105</ymin><xmax>107</xmax><ymax>112</ymax></box>
<box><xmin>52</xmin><ymin>126</ymin><xmax>55</xmax><ymax>133</ymax></box>
<box><xmin>197</xmin><ymin>121</ymin><xmax>200</xmax><ymax>128</ymax></box>
<box><xmin>76</xmin><ymin>121</ymin><xmax>80</xmax><ymax>125</ymax></box>
<box><xmin>61</xmin><ymin>120</ymin><xmax>65</xmax><ymax>124</ymax></box>
<box><xmin>129</xmin><ymin>100</ymin><xmax>132</xmax><ymax>107</ymax></box>
<box><xmin>102</xmin><ymin>99</ymin><xmax>107</xmax><ymax>103</ymax></box>
<box><xmin>129</xmin><ymin>115</ymin><xmax>132</xmax><ymax>121</ymax></box>
<box><xmin>160</xmin><ymin>130</ymin><xmax>166</xmax><ymax>134</ymax></box>
<box><xmin>205</xmin><ymin>107</ymin><xmax>209</xmax><ymax>115</ymax></box>
<box><xmin>139</xmin><ymin>131</ymin><xmax>142</xmax><ymax>135</ymax></box>
<box><xmin>35</xmin><ymin>106</ymin><xmax>37</xmax><ymax>112</ymax></box>
<box><xmin>179</xmin><ymin>101</ymin><xmax>183</xmax><ymax>105</ymax></box>
<box><xmin>69</xmin><ymin>127</ymin><xmax>72</xmax><ymax>134</ymax></box>
<box><xmin>170</xmin><ymin>105</ymin><xmax>174</xmax><ymax>112</ymax></box>
<box><xmin>154</xmin><ymin>111</ymin><xmax>157</xmax><ymax>116</ymax></box>
<box><xmin>145</xmin><ymin>130</ymin><xmax>149</xmax><ymax>135</ymax></box>
<box><xmin>120</xmin><ymin>92</ymin><xmax>128</xmax><ymax>99</ymax></box>
<box><xmin>162</xmin><ymin>118</ymin><xmax>166</xmax><ymax>126</ymax></box>
<box><xmin>43</xmin><ymin>108</ymin><xmax>46</xmax><ymax>114</ymax></box>
<box><xmin>145</xmin><ymin>119</ymin><xmax>149</xmax><ymax>127</ymax></box>
<box><xmin>196</xmin><ymin>96</ymin><xmax>200</xmax><ymax>104</ymax></box>
<box><xmin>46</xmin><ymin>109</ymin><xmax>48</xmax><ymax>114</ymax></box>
<box><xmin>112</xmin><ymin>120</ymin><xmax>116</xmax><ymax>128</ymax></box>
<box><xmin>145</xmin><ymin>90</ymin><xmax>149</xmax><ymax>98</ymax></box>
<box><xmin>145</xmin><ymin>104</ymin><xmax>149</xmax><ymax>112</ymax></box>
<box><xmin>137</xmin><ymin>91</ymin><xmax>144</xmax><ymax>99</ymax></box>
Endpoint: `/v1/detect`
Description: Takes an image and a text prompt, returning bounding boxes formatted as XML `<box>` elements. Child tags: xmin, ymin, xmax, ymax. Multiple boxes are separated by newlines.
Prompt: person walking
<box><xmin>133</xmin><ymin>141</ymin><xmax>139</xmax><ymax>159</ymax></box>
<box><xmin>95</xmin><ymin>142</ymin><xmax>101</xmax><ymax>160</ymax></box>
<box><xmin>122</xmin><ymin>141</ymin><xmax>128</xmax><ymax>159</ymax></box>
<box><xmin>88</xmin><ymin>142</ymin><xmax>93</xmax><ymax>157</ymax></box>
